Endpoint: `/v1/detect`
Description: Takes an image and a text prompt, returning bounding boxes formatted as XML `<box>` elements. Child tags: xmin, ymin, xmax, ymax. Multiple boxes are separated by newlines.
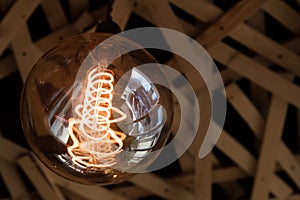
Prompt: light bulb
<box><xmin>21</xmin><ymin>33</ymin><xmax>173</xmax><ymax>185</ymax></box>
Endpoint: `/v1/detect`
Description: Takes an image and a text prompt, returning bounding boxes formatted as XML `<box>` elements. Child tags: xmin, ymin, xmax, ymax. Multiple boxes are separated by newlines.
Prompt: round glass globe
<box><xmin>21</xmin><ymin>33</ymin><xmax>173</xmax><ymax>185</ymax></box>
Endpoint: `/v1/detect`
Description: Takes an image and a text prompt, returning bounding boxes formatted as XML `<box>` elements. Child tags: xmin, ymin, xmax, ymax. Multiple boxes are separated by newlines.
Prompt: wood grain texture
<box><xmin>196</xmin><ymin>0</ymin><xmax>267</xmax><ymax>48</ymax></box>
<box><xmin>0</xmin><ymin>0</ymin><xmax>300</xmax><ymax>199</ymax></box>
<box><xmin>130</xmin><ymin>173</ymin><xmax>193</xmax><ymax>200</ymax></box>
<box><xmin>262</xmin><ymin>0</ymin><xmax>300</xmax><ymax>33</ymax></box>
<box><xmin>0</xmin><ymin>158</ymin><xmax>30</xmax><ymax>200</ymax></box>
<box><xmin>0</xmin><ymin>0</ymin><xmax>40</xmax><ymax>55</ymax></box>
<box><xmin>251</xmin><ymin>96</ymin><xmax>288</xmax><ymax>200</ymax></box>
<box><xmin>17</xmin><ymin>155</ymin><xmax>65</xmax><ymax>200</ymax></box>
<box><xmin>229</xmin><ymin>23</ymin><xmax>300</xmax><ymax>77</ymax></box>
<box><xmin>41</xmin><ymin>0</ymin><xmax>67</xmax><ymax>30</ymax></box>
<box><xmin>209</xmin><ymin>42</ymin><xmax>300</xmax><ymax>109</ymax></box>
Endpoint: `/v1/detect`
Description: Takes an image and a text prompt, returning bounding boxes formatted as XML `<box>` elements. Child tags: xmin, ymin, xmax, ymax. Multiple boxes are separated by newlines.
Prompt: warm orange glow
<box><xmin>67</xmin><ymin>66</ymin><xmax>127</xmax><ymax>168</ymax></box>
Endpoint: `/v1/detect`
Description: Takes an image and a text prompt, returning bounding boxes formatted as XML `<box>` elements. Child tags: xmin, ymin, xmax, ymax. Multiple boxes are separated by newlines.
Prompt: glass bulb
<box><xmin>21</xmin><ymin>33</ymin><xmax>173</xmax><ymax>185</ymax></box>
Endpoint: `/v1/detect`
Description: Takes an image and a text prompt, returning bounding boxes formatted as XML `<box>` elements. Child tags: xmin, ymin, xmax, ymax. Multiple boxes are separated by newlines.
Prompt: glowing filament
<box><xmin>67</xmin><ymin>66</ymin><xmax>127</xmax><ymax>168</ymax></box>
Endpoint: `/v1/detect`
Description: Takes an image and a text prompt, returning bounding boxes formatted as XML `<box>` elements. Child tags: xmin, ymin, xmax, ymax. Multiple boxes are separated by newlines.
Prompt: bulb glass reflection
<box><xmin>21</xmin><ymin>33</ymin><xmax>173</xmax><ymax>185</ymax></box>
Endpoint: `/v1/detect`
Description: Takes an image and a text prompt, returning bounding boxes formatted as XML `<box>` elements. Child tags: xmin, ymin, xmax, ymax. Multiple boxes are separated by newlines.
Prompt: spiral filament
<box><xmin>67</xmin><ymin>66</ymin><xmax>127</xmax><ymax>168</ymax></box>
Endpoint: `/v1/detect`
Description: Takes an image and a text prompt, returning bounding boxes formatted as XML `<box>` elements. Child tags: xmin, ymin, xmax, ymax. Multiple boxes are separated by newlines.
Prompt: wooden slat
<box><xmin>194</xmin><ymin>154</ymin><xmax>212</xmax><ymax>200</ymax></box>
<box><xmin>139</xmin><ymin>0</ymin><xmax>185</xmax><ymax>32</ymax></box>
<box><xmin>262</xmin><ymin>0</ymin><xmax>300</xmax><ymax>33</ymax></box>
<box><xmin>166</xmin><ymin>1</ymin><xmax>300</xmax><ymax>77</ymax></box>
<box><xmin>168</xmin><ymin>174</ymin><xmax>194</xmax><ymax>192</ymax></box>
<box><xmin>169</xmin><ymin>0</ymin><xmax>222</xmax><ymax>24</ymax></box>
<box><xmin>273</xmin><ymin>194</ymin><xmax>300</xmax><ymax>200</ymax></box>
<box><xmin>298</xmin><ymin>111</ymin><xmax>300</xmax><ymax>152</ymax></box>
<box><xmin>112</xmin><ymin>186</ymin><xmax>151</xmax><ymax>199</ymax></box>
<box><xmin>250</xmin><ymin>84</ymin><xmax>270</xmax><ymax>119</ymax></box>
<box><xmin>0</xmin><ymin>159</ymin><xmax>30</xmax><ymax>200</ymax></box>
<box><xmin>17</xmin><ymin>155</ymin><xmax>65</xmax><ymax>200</ymax></box>
<box><xmin>217</xmin><ymin>132</ymin><xmax>256</xmax><ymax>176</ymax></box>
<box><xmin>212</xmin><ymin>166</ymin><xmax>248</xmax><ymax>183</ymax></box>
<box><xmin>246</xmin><ymin>10</ymin><xmax>265</xmax><ymax>33</ymax></box>
<box><xmin>0</xmin><ymin>0</ymin><xmax>40</xmax><ymax>55</ymax></box>
<box><xmin>185</xmin><ymin>153</ymin><xmax>245</xmax><ymax>199</ymax></box>
<box><xmin>290</xmin><ymin>194</ymin><xmax>300</xmax><ymax>200</ymax></box>
<box><xmin>168</xmin><ymin>167</ymin><xmax>247</xmax><ymax>199</ymax></box>
<box><xmin>11</xmin><ymin>23</ymin><xmax>43</xmax><ymax>81</ymax></box>
<box><xmin>69</xmin><ymin>0</ymin><xmax>89</xmax><ymax>20</ymax></box>
<box><xmin>41</xmin><ymin>0</ymin><xmax>67</xmax><ymax>30</ymax></box>
<box><xmin>140</xmin><ymin>0</ymin><xmax>300</xmax><ymax>86</ymax></box>
<box><xmin>166</xmin><ymin>0</ymin><xmax>220</xmax><ymax>26</ymax></box>
<box><xmin>197</xmin><ymin>0</ymin><xmax>267</xmax><ymax>49</ymax></box>
<box><xmin>133</xmin><ymin>2</ymin><xmax>198</xmax><ymax>37</ymax></box>
<box><xmin>281</xmin><ymin>35</ymin><xmax>300</xmax><ymax>161</ymax></box>
<box><xmin>172</xmin><ymin>153</ymin><xmax>300</xmax><ymax>186</ymax></box>
<box><xmin>216</xmin><ymin>129</ymin><xmax>292</xmax><ymax>199</ymax></box>
<box><xmin>0</xmin><ymin>0</ymin><xmax>15</xmax><ymax>14</ymax></box>
<box><xmin>177</xmin><ymin>152</ymin><xmax>194</xmax><ymax>173</ymax></box>
<box><xmin>130</xmin><ymin>173</ymin><xmax>193</xmax><ymax>200</ymax></box>
<box><xmin>227</xmin><ymin>83</ymin><xmax>300</xmax><ymax>192</ymax></box>
<box><xmin>164</xmin><ymin>1</ymin><xmax>300</xmax><ymax>80</ymax></box>
<box><xmin>209</xmin><ymin>42</ymin><xmax>300</xmax><ymax>109</ymax></box>
<box><xmin>0</xmin><ymin>137</ymin><xmax>28</xmax><ymax>162</ymax></box>
<box><xmin>135</xmin><ymin>5</ymin><xmax>291</xmax><ymax>178</ymax></box>
<box><xmin>277</xmin><ymin>143</ymin><xmax>300</xmax><ymax>189</ymax></box>
<box><xmin>251</xmin><ymin>96</ymin><xmax>288</xmax><ymax>200</ymax></box>
<box><xmin>169</xmin><ymin>167</ymin><xmax>246</xmax><ymax>189</ymax></box>
<box><xmin>25</xmin><ymin>154</ymin><xmax>131</xmax><ymax>200</ymax></box>
<box><xmin>34</xmin><ymin>155</ymin><xmax>68</xmax><ymax>200</ymax></box>
<box><xmin>241</xmin><ymin>19</ymin><xmax>300</xmax><ymax>116</ymax></box>
<box><xmin>229</xmin><ymin>23</ymin><xmax>300</xmax><ymax>77</ymax></box>
<box><xmin>133</xmin><ymin>4</ymin><xmax>297</xmax><ymax>198</ymax></box>
<box><xmin>111</xmin><ymin>0</ymin><xmax>133</xmax><ymax>30</ymax></box>
<box><xmin>59</xmin><ymin>190</ymin><xmax>87</xmax><ymax>200</ymax></box>
<box><xmin>285</xmin><ymin>36</ymin><xmax>300</xmax><ymax>53</ymax></box>
<box><xmin>35</xmin><ymin>10</ymin><xmax>99</xmax><ymax>52</ymax></box>
<box><xmin>226</xmin><ymin>83</ymin><xmax>265</xmax><ymax>138</ymax></box>
<box><xmin>215</xmin><ymin>87</ymin><xmax>294</xmax><ymax>200</ymax></box>
<box><xmin>167</xmin><ymin>167</ymin><xmax>249</xmax><ymax>199</ymax></box>
<box><xmin>35</xmin><ymin>24</ymin><xmax>79</xmax><ymax>52</ymax></box>
<box><xmin>73</xmin><ymin>12</ymin><xmax>95</xmax><ymax>33</ymax></box>
<box><xmin>173</xmin><ymin>0</ymin><xmax>300</xmax><ymax>39</ymax></box>
<box><xmin>51</xmin><ymin>172</ymin><xmax>131</xmax><ymax>200</ymax></box>
<box><xmin>35</xmin><ymin>7</ymin><xmax>108</xmax><ymax>51</ymax></box>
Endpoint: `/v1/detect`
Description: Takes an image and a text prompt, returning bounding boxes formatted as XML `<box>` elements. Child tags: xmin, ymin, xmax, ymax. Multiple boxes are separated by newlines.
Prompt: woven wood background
<box><xmin>0</xmin><ymin>0</ymin><xmax>300</xmax><ymax>199</ymax></box>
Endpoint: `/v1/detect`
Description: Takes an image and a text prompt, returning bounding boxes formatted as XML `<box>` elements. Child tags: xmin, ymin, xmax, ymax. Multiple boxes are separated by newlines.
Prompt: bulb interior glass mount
<box><xmin>21</xmin><ymin>33</ymin><xmax>173</xmax><ymax>185</ymax></box>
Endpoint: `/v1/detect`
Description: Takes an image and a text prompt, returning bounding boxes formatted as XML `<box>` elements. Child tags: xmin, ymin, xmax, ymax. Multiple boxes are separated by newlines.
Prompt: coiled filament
<box><xmin>67</xmin><ymin>67</ymin><xmax>126</xmax><ymax>169</ymax></box>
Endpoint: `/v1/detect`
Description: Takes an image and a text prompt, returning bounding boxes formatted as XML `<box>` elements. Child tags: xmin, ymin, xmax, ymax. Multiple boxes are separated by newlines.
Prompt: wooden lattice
<box><xmin>0</xmin><ymin>0</ymin><xmax>300</xmax><ymax>199</ymax></box>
